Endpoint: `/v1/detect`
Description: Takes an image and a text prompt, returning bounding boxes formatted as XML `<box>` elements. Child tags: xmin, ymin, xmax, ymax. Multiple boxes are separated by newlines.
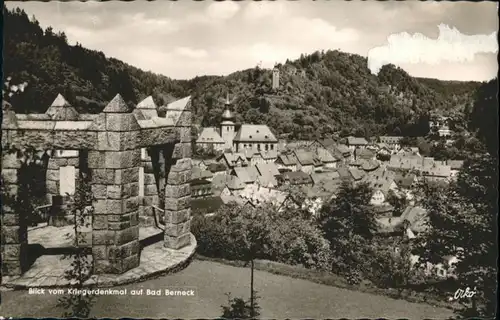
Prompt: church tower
<box><xmin>272</xmin><ymin>66</ymin><xmax>280</xmax><ymax>90</ymax></box>
<box><xmin>221</xmin><ymin>94</ymin><xmax>236</xmax><ymax>151</ymax></box>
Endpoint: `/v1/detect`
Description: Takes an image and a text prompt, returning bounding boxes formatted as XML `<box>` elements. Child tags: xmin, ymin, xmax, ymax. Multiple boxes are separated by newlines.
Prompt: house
<box><xmin>248</xmin><ymin>151</ymin><xmax>265</xmax><ymax>167</ymax></box>
<box><xmin>422</xmin><ymin>164</ymin><xmax>451</xmax><ymax>182</ymax></box>
<box><xmin>255</xmin><ymin>162</ymin><xmax>281</xmax><ymax>178</ymax></box>
<box><xmin>231</xmin><ymin>166</ymin><xmax>259</xmax><ymax>185</ymax></box>
<box><xmin>207</xmin><ymin>162</ymin><xmax>228</xmax><ymax>177</ymax></box>
<box><xmin>190</xmin><ymin>179</ymin><xmax>213</xmax><ymax>199</ymax></box>
<box><xmin>388</xmin><ymin>154</ymin><xmax>424</xmax><ymax>172</ymax></box>
<box><xmin>349</xmin><ymin>167</ymin><xmax>365</xmax><ymax>182</ymax></box>
<box><xmin>237</xmin><ymin>184</ymin><xmax>295</xmax><ymax>212</ymax></box>
<box><xmin>257</xmin><ymin>174</ymin><xmax>278</xmax><ymax>188</ymax></box>
<box><xmin>361</xmin><ymin>159</ymin><xmax>380</xmax><ymax>172</ymax></box>
<box><xmin>355</xmin><ymin>148</ymin><xmax>376</xmax><ymax>161</ymax></box>
<box><xmin>331</xmin><ymin>144</ymin><xmax>352</xmax><ymax>163</ymax></box>
<box><xmin>393</xmin><ymin>172</ymin><xmax>418</xmax><ymax>190</ymax></box>
<box><xmin>294</xmin><ymin>149</ymin><xmax>321</xmax><ymax>174</ymax></box>
<box><xmin>345</xmin><ymin>136</ymin><xmax>369</xmax><ymax>151</ymax></box>
<box><xmin>315</xmin><ymin>148</ymin><xmax>338</xmax><ymax>169</ymax></box>
<box><xmin>446</xmin><ymin>160</ymin><xmax>464</xmax><ymax>179</ymax></box>
<box><xmin>196</xmin><ymin>127</ymin><xmax>226</xmax><ymax>152</ymax></box>
<box><xmin>363</xmin><ymin>168</ymin><xmax>398</xmax><ymax>206</ymax></box>
<box><xmin>192</xmin><ymin>166</ymin><xmax>214</xmax><ymax>182</ymax></box>
<box><xmin>379</xmin><ymin>136</ymin><xmax>403</xmax><ymax>150</ymax></box>
<box><xmin>310</xmin><ymin>171</ymin><xmax>340</xmax><ymax>186</ymax></box>
<box><xmin>198</xmin><ymin>159</ymin><xmax>216</xmax><ymax>171</ymax></box>
<box><xmin>399</xmin><ymin>206</ymin><xmax>429</xmax><ymax>237</ymax></box>
<box><xmin>277</xmin><ymin>171</ymin><xmax>312</xmax><ymax>186</ymax></box>
<box><xmin>217</xmin><ymin>152</ymin><xmax>248</xmax><ymax>169</ymax></box>
<box><xmin>233</xmin><ymin>124</ymin><xmax>278</xmax><ymax>153</ymax></box>
<box><xmin>260</xmin><ymin>150</ymin><xmax>278</xmax><ymax>164</ymax></box>
<box><xmin>275</xmin><ymin>152</ymin><xmax>298</xmax><ymax>172</ymax></box>
<box><xmin>223</xmin><ymin>175</ymin><xmax>245</xmax><ymax>196</ymax></box>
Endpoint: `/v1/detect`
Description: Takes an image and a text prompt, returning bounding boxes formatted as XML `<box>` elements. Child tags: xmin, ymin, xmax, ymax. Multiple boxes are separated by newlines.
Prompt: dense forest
<box><xmin>2</xmin><ymin>6</ymin><xmax>485</xmax><ymax>140</ymax></box>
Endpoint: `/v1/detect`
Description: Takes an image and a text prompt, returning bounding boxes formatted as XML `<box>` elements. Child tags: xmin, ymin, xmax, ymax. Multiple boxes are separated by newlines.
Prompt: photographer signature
<box><xmin>449</xmin><ymin>287</ymin><xmax>477</xmax><ymax>301</ymax></box>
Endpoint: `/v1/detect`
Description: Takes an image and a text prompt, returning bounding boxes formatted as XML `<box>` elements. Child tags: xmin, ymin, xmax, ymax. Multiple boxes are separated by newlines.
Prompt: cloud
<box><xmin>242</xmin><ymin>1</ymin><xmax>287</xmax><ymax>21</ymax></box>
<box><xmin>206</xmin><ymin>1</ymin><xmax>240</xmax><ymax>20</ymax></box>
<box><xmin>367</xmin><ymin>24</ymin><xmax>498</xmax><ymax>75</ymax></box>
<box><xmin>174</xmin><ymin>47</ymin><xmax>208</xmax><ymax>59</ymax></box>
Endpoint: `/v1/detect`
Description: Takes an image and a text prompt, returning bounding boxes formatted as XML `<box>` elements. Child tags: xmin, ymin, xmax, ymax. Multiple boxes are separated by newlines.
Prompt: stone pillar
<box><xmin>163</xmin><ymin>115</ymin><xmax>193</xmax><ymax>249</ymax></box>
<box><xmin>88</xmin><ymin>94</ymin><xmax>141</xmax><ymax>274</ymax></box>
<box><xmin>1</xmin><ymin>151</ymin><xmax>28</xmax><ymax>276</ymax></box>
<box><xmin>140</xmin><ymin>148</ymin><xmax>159</xmax><ymax>226</ymax></box>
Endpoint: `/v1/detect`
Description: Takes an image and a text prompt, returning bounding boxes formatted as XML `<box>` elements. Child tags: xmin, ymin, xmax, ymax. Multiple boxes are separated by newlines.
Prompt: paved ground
<box><xmin>0</xmin><ymin>260</ymin><xmax>454</xmax><ymax>319</ymax></box>
<box><xmin>2</xmin><ymin>228</ymin><xmax>196</xmax><ymax>289</ymax></box>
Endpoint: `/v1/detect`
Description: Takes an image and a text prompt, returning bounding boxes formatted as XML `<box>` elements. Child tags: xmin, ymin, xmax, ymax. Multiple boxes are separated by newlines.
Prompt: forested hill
<box><xmin>3</xmin><ymin>6</ymin><xmax>482</xmax><ymax>140</ymax></box>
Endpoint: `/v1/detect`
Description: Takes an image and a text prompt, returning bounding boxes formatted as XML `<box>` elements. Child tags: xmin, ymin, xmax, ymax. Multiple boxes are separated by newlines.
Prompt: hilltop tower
<box><xmin>272</xmin><ymin>66</ymin><xmax>280</xmax><ymax>90</ymax></box>
<box><xmin>221</xmin><ymin>94</ymin><xmax>236</xmax><ymax>151</ymax></box>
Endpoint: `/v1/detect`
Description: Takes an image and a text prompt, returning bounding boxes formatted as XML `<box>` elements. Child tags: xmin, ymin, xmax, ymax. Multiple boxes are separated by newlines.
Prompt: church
<box><xmin>196</xmin><ymin>96</ymin><xmax>278</xmax><ymax>154</ymax></box>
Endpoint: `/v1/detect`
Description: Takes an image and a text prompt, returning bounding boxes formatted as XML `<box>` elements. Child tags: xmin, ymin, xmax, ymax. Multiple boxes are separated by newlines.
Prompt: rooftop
<box><xmin>233</xmin><ymin>124</ymin><xmax>278</xmax><ymax>143</ymax></box>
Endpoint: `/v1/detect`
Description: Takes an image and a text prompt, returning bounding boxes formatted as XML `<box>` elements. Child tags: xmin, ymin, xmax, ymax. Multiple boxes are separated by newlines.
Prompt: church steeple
<box><xmin>221</xmin><ymin>93</ymin><xmax>236</xmax><ymax>151</ymax></box>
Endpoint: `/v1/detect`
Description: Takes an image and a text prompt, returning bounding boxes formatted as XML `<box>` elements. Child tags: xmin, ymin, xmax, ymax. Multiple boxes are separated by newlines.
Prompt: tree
<box><xmin>415</xmin><ymin>154</ymin><xmax>497</xmax><ymax>317</ymax></box>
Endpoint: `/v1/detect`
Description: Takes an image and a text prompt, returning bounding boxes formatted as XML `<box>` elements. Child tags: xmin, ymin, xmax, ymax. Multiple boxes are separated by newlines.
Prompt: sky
<box><xmin>5</xmin><ymin>0</ymin><xmax>499</xmax><ymax>82</ymax></box>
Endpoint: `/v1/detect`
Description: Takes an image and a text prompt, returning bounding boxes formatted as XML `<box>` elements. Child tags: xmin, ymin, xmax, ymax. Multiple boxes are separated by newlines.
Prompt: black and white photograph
<box><xmin>0</xmin><ymin>0</ymin><xmax>498</xmax><ymax>318</ymax></box>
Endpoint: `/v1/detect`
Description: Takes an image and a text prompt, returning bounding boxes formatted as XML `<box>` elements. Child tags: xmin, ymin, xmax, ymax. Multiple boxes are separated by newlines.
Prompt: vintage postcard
<box><xmin>1</xmin><ymin>0</ymin><xmax>498</xmax><ymax>319</ymax></box>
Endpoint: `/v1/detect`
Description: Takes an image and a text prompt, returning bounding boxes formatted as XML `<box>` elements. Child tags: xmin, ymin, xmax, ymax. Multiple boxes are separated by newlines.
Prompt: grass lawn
<box><xmin>0</xmin><ymin>260</ymin><xmax>454</xmax><ymax>319</ymax></box>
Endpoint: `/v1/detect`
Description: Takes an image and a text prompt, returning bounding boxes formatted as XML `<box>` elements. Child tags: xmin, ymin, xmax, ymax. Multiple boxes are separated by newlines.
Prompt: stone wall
<box><xmin>1</xmin><ymin>93</ymin><xmax>193</xmax><ymax>277</ymax></box>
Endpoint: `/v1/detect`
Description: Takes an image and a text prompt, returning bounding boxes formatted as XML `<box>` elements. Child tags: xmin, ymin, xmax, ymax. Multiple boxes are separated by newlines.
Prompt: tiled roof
<box><xmin>294</xmin><ymin>149</ymin><xmax>316</xmax><ymax>166</ymax></box>
<box><xmin>260</xmin><ymin>150</ymin><xmax>278</xmax><ymax>160</ymax></box>
<box><xmin>318</xmin><ymin>138</ymin><xmax>337</xmax><ymax>149</ymax></box>
<box><xmin>361</xmin><ymin>159</ymin><xmax>380</xmax><ymax>171</ymax></box>
<box><xmin>276</xmin><ymin>153</ymin><xmax>297</xmax><ymax>166</ymax></box>
<box><xmin>232</xmin><ymin>166</ymin><xmax>259</xmax><ymax>184</ymax></box>
<box><xmin>197</xmin><ymin>127</ymin><xmax>225</xmax><ymax>144</ymax></box>
<box><xmin>401</xmin><ymin>206</ymin><xmax>429</xmax><ymax>233</ymax></box>
<box><xmin>317</xmin><ymin>149</ymin><xmax>338</xmax><ymax>163</ymax></box>
<box><xmin>192</xmin><ymin>167</ymin><xmax>214</xmax><ymax>180</ymax></box>
<box><xmin>219</xmin><ymin>153</ymin><xmax>247</xmax><ymax>167</ymax></box>
<box><xmin>346</xmin><ymin>136</ymin><xmax>369</xmax><ymax>145</ymax></box>
<box><xmin>233</xmin><ymin>124</ymin><xmax>277</xmax><ymax>142</ymax></box>
<box><xmin>394</xmin><ymin>172</ymin><xmax>416</xmax><ymax>189</ymax></box>
<box><xmin>310</xmin><ymin>171</ymin><xmax>340</xmax><ymax>185</ymax></box>
<box><xmin>379</xmin><ymin>136</ymin><xmax>403</xmax><ymax>144</ymax></box>
<box><xmin>279</xmin><ymin>171</ymin><xmax>312</xmax><ymax>185</ymax></box>
<box><xmin>334</xmin><ymin>144</ymin><xmax>351</xmax><ymax>155</ymax></box>
<box><xmin>422</xmin><ymin>164</ymin><xmax>451</xmax><ymax>177</ymax></box>
<box><xmin>257</xmin><ymin>174</ymin><xmax>278</xmax><ymax>188</ymax></box>
<box><xmin>208</xmin><ymin>162</ymin><xmax>228</xmax><ymax>173</ymax></box>
<box><xmin>348</xmin><ymin>167</ymin><xmax>365</xmax><ymax>181</ymax></box>
<box><xmin>356</xmin><ymin>148</ymin><xmax>376</xmax><ymax>160</ymax></box>
<box><xmin>446</xmin><ymin>160</ymin><xmax>465</xmax><ymax>170</ymax></box>
<box><xmin>226</xmin><ymin>175</ymin><xmax>245</xmax><ymax>190</ymax></box>
<box><xmin>256</xmin><ymin>162</ymin><xmax>281</xmax><ymax>177</ymax></box>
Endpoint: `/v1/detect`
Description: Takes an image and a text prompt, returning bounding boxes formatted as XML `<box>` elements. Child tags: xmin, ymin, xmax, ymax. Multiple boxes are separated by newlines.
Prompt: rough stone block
<box><xmin>54</xmin><ymin>131</ymin><xmax>97</xmax><ymax>149</ymax></box>
<box><xmin>164</xmin><ymin>196</ymin><xmax>191</xmax><ymax>211</ymax></box>
<box><xmin>170</xmin><ymin>158</ymin><xmax>192</xmax><ymax>172</ymax></box>
<box><xmin>2</xmin><ymin>244</ymin><xmax>24</xmax><ymax>260</ymax></box>
<box><xmin>55</xmin><ymin>158</ymin><xmax>69</xmax><ymax>167</ymax></box>
<box><xmin>143</xmin><ymin>195</ymin><xmax>159</xmax><ymax>207</ymax></box>
<box><xmin>2</xmin><ymin>168</ymin><xmax>18</xmax><ymax>184</ymax></box>
<box><xmin>107</xmin><ymin>214</ymin><xmax>129</xmax><ymax>223</ymax></box>
<box><xmin>106</xmin><ymin>113</ymin><xmax>141</xmax><ymax>132</ymax></box>
<box><xmin>142</xmin><ymin>206</ymin><xmax>154</xmax><ymax>218</ymax></box>
<box><xmin>1</xmin><ymin>260</ymin><xmax>22</xmax><ymax>276</ymax></box>
<box><xmin>92</xmin><ymin>230</ymin><xmax>113</xmax><ymax>245</ymax></box>
<box><xmin>114</xmin><ymin>167</ymin><xmax>139</xmax><ymax>185</ymax></box>
<box><xmin>3</xmin><ymin>184</ymin><xmax>19</xmax><ymax>197</ymax></box>
<box><xmin>165</xmin><ymin>208</ymin><xmax>191</xmax><ymax>224</ymax></box>
<box><xmin>122</xmin><ymin>254</ymin><xmax>140</xmax><ymax>271</ymax></box>
<box><xmin>139</xmin><ymin>216</ymin><xmax>155</xmax><ymax>227</ymax></box>
<box><xmin>164</xmin><ymin>233</ymin><xmax>191</xmax><ymax>250</ymax></box>
<box><xmin>91</xmin><ymin>184</ymin><xmax>107</xmax><ymax>199</ymax></box>
<box><xmin>92</xmin><ymin>245</ymin><xmax>108</xmax><ymax>260</ymax></box>
<box><xmin>1</xmin><ymin>213</ymin><xmax>20</xmax><ymax>225</ymax></box>
<box><xmin>144</xmin><ymin>173</ymin><xmax>157</xmax><ymax>185</ymax></box>
<box><xmin>164</xmin><ymin>220</ymin><xmax>191</xmax><ymax>237</ymax></box>
<box><xmin>2</xmin><ymin>152</ymin><xmax>21</xmax><ymax>169</ymax></box>
<box><xmin>16</xmin><ymin>130</ymin><xmax>54</xmax><ymax>150</ymax></box>
<box><xmin>105</xmin><ymin>150</ymin><xmax>141</xmax><ymax>169</ymax></box>
<box><xmin>93</xmin><ymin>215</ymin><xmax>108</xmax><ymax>230</ymax></box>
<box><xmin>123</xmin><ymin>196</ymin><xmax>140</xmax><ymax>213</ymax></box>
<box><xmin>172</xmin><ymin>143</ymin><xmax>192</xmax><ymax>159</ymax></box>
<box><xmin>114</xmin><ymin>226</ymin><xmax>139</xmax><ymax>245</ymax></box>
<box><xmin>109</xmin><ymin>221</ymin><xmax>131</xmax><ymax>230</ymax></box>
<box><xmin>88</xmin><ymin>151</ymin><xmax>106</xmax><ymax>168</ymax></box>
<box><xmin>46</xmin><ymin>180</ymin><xmax>58</xmax><ymax>195</ymax></box>
<box><xmin>178</xmin><ymin>127</ymin><xmax>191</xmax><ymax>143</ymax></box>
<box><xmin>93</xmin><ymin>259</ymin><xmax>117</xmax><ymax>274</ymax></box>
<box><xmin>108</xmin><ymin>241</ymin><xmax>139</xmax><ymax>260</ymax></box>
<box><xmin>46</xmin><ymin>169</ymin><xmax>59</xmax><ymax>181</ymax></box>
<box><xmin>144</xmin><ymin>184</ymin><xmax>158</xmax><ymax>196</ymax></box>
<box><xmin>91</xmin><ymin>169</ymin><xmax>115</xmax><ymax>185</ymax></box>
<box><xmin>67</xmin><ymin>157</ymin><xmax>80</xmax><ymax>167</ymax></box>
<box><xmin>139</xmin><ymin>127</ymin><xmax>178</xmax><ymax>147</ymax></box>
<box><xmin>1</xmin><ymin>226</ymin><xmax>26</xmax><ymax>244</ymax></box>
<box><xmin>129</xmin><ymin>211</ymin><xmax>139</xmax><ymax>226</ymax></box>
<box><xmin>166</xmin><ymin>170</ymin><xmax>191</xmax><ymax>185</ymax></box>
<box><xmin>164</xmin><ymin>184</ymin><xmax>191</xmax><ymax>198</ymax></box>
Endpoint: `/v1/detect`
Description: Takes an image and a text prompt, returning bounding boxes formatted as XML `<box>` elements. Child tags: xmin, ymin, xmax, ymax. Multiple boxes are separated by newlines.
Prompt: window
<box><xmin>59</xmin><ymin>166</ymin><xmax>76</xmax><ymax>196</ymax></box>
<box><xmin>139</xmin><ymin>167</ymin><xmax>145</xmax><ymax>197</ymax></box>
<box><xmin>270</xmin><ymin>144</ymin><xmax>274</xmax><ymax>150</ymax></box>
<box><xmin>257</xmin><ymin>144</ymin><xmax>261</xmax><ymax>151</ymax></box>
<box><xmin>227</xmin><ymin>127</ymin><xmax>230</xmax><ymax>131</ymax></box>
<box><xmin>265</xmin><ymin>144</ymin><xmax>269</xmax><ymax>151</ymax></box>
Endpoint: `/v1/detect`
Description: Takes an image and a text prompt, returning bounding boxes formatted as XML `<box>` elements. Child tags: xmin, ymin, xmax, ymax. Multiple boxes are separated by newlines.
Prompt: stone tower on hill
<box><xmin>272</xmin><ymin>66</ymin><xmax>280</xmax><ymax>90</ymax></box>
